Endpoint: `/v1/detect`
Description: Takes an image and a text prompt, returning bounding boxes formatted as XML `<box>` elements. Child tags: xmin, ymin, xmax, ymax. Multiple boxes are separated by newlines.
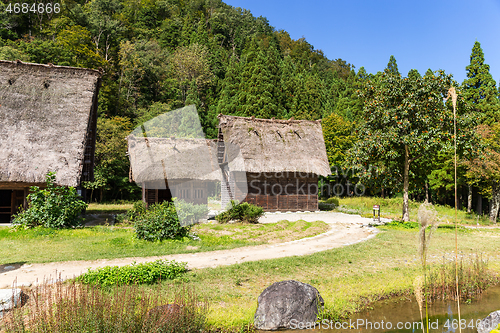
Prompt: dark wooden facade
<box><xmin>244</xmin><ymin>172</ymin><xmax>318</xmax><ymax>211</ymax></box>
<box><xmin>142</xmin><ymin>180</ymin><xmax>210</xmax><ymax>207</ymax></box>
<box><xmin>0</xmin><ymin>189</ymin><xmax>25</xmax><ymax>223</ymax></box>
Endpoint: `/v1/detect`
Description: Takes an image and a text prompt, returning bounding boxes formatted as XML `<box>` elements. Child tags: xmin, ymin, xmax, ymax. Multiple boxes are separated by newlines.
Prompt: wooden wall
<box><xmin>142</xmin><ymin>179</ymin><xmax>209</xmax><ymax>207</ymax></box>
<box><xmin>243</xmin><ymin>172</ymin><xmax>318</xmax><ymax>211</ymax></box>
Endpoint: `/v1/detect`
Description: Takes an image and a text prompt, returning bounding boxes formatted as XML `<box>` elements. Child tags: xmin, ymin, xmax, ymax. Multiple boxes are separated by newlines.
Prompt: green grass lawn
<box><xmin>150</xmin><ymin>225</ymin><xmax>500</xmax><ymax>329</ymax></box>
<box><xmin>0</xmin><ymin>220</ymin><xmax>328</xmax><ymax>265</ymax></box>
<box><xmin>332</xmin><ymin>196</ymin><xmax>495</xmax><ymax>225</ymax></box>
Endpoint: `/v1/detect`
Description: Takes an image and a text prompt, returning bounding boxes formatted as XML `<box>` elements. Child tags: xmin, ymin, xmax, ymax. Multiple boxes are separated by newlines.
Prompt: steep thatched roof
<box><xmin>0</xmin><ymin>60</ymin><xmax>101</xmax><ymax>187</ymax></box>
<box><xmin>218</xmin><ymin>114</ymin><xmax>331</xmax><ymax>177</ymax></box>
<box><xmin>127</xmin><ymin>135</ymin><xmax>221</xmax><ymax>184</ymax></box>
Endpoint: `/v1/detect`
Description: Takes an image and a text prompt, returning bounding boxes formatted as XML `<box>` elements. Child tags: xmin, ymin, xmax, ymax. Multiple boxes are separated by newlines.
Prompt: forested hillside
<box><xmin>1</xmin><ymin>0</ymin><xmax>499</xmax><ymax>221</ymax></box>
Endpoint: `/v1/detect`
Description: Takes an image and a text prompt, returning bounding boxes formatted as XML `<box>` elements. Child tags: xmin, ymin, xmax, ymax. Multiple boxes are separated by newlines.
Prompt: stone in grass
<box><xmin>254</xmin><ymin>280</ymin><xmax>324</xmax><ymax>331</ymax></box>
<box><xmin>477</xmin><ymin>310</ymin><xmax>500</xmax><ymax>333</ymax></box>
<box><xmin>0</xmin><ymin>288</ymin><xmax>23</xmax><ymax>312</ymax></box>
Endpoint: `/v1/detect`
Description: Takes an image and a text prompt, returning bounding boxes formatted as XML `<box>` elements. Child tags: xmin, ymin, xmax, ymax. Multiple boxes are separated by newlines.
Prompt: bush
<box><xmin>76</xmin><ymin>260</ymin><xmax>187</xmax><ymax>286</ymax></box>
<box><xmin>215</xmin><ymin>200</ymin><xmax>264</xmax><ymax>224</ymax></box>
<box><xmin>127</xmin><ymin>200</ymin><xmax>148</xmax><ymax>222</ymax></box>
<box><xmin>12</xmin><ymin>172</ymin><xmax>87</xmax><ymax>229</ymax></box>
<box><xmin>326</xmin><ymin>197</ymin><xmax>340</xmax><ymax>206</ymax></box>
<box><xmin>134</xmin><ymin>201</ymin><xmax>190</xmax><ymax>241</ymax></box>
<box><xmin>173</xmin><ymin>198</ymin><xmax>209</xmax><ymax>226</ymax></box>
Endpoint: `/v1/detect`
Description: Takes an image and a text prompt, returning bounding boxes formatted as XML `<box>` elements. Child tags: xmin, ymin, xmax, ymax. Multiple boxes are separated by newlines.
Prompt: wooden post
<box><xmin>10</xmin><ymin>190</ymin><xmax>15</xmax><ymax>216</ymax></box>
<box><xmin>23</xmin><ymin>187</ymin><xmax>29</xmax><ymax>209</ymax></box>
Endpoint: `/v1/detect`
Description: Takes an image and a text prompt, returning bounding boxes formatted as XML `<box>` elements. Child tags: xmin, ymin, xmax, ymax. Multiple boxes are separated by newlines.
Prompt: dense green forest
<box><xmin>1</xmin><ymin>0</ymin><xmax>499</xmax><ymax>221</ymax></box>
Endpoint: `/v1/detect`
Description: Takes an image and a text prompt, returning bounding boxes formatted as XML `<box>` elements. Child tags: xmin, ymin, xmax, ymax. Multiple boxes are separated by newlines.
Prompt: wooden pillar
<box><xmin>10</xmin><ymin>190</ymin><xmax>15</xmax><ymax>216</ymax></box>
<box><xmin>23</xmin><ymin>187</ymin><xmax>29</xmax><ymax>209</ymax></box>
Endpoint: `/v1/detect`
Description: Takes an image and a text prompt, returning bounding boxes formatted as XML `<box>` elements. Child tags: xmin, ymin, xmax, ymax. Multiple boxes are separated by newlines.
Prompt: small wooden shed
<box><xmin>217</xmin><ymin>114</ymin><xmax>331</xmax><ymax>211</ymax></box>
<box><xmin>0</xmin><ymin>61</ymin><xmax>101</xmax><ymax>222</ymax></box>
<box><xmin>127</xmin><ymin>135</ymin><xmax>221</xmax><ymax>207</ymax></box>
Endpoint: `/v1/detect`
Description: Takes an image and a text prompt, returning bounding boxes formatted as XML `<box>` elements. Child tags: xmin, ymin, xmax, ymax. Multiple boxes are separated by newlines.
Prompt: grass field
<box><xmin>5</xmin><ymin>200</ymin><xmax>499</xmax><ymax>332</ymax></box>
<box><xmin>0</xmin><ymin>220</ymin><xmax>328</xmax><ymax>265</ymax></box>
<box><xmin>333</xmin><ymin>196</ymin><xmax>495</xmax><ymax>225</ymax></box>
<box><xmin>152</xmin><ymin>225</ymin><xmax>500</xmax><ymax>329</ymax></box>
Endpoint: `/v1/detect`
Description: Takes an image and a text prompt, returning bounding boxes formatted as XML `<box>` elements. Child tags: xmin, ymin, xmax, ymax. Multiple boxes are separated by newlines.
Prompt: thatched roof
<box><xmin>218</xmin><ymin>114</ymin><xmax>331</xmax><ymax>177</ymax></box>
<box><xmin>0</xmin><ymin>60</ymin><xmax>101</xmax><ymax>187</ymax></box>
<box><xmin>127</xmin><ymin>135</ymin><xmax>221</xmax><ymax>184</ymax></box>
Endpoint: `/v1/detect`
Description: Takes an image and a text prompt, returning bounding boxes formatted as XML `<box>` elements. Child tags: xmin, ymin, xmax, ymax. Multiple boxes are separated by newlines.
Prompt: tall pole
<box><xmin>448</xmin><ymin>87</ymin><xmax>461</xmax><ymax>333</ymax></box>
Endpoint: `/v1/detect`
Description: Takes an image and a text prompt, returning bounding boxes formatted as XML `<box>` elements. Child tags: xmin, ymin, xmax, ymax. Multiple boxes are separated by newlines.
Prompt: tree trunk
<box><xmin>489</xmin><ymin>182</ymin><xmax>500</xmax><ymax>223</ymax></box>
<box><xmin>467</xmin><ymin>184</ymin><xmax>472</xmax><ymax>213</ymax></box>
<box><xmin>425</xmin><ymin>180</ymin><xmax>429</xmax><ymax>203</ymax></box>
<box><xmin>477</xmin><ymin>193</ymin><xmax>483</xmax><ymax>216</ymax></box>
<box><xmin>402</xmin><ymin>145</ymin><xmax>410</xmax><ymax>222</ymax></box>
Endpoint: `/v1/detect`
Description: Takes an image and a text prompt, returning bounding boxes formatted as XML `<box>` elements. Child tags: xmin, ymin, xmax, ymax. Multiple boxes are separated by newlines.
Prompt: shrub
<box><xmin>173</xmin><ymin>198</ymin><xmax>209</xmax><ymax>226</ymax></box>
<box><xmin>76</xmin><ymin>260</ymin><xmax>187</xmax><ymax>286</ymax></box>
<box><xmin>134</xmin><ymin>201</ymin><xmax>190</xmax><ymax>241</ymax></box>
<box><xmin>215</xmin><ymin>200</ymin><xmax>264</xmax><ymax>224</ymax></box>
<box><xmin>12</xmin><ymin>172</ymin><xmax>87</xmax><ymax>229</ymax></box>
<box><xmin>4</xmin><ymin>282</ymin><xmax>207</xmax><ymax>333</ymax></box>
<box><xmin>326</xmin><ymin>197</ymin><xmax>340</xmax><ymax>206</ymax></box>
<box><xmin>127</xmin><ymin>200</ymin><xmax>148</xmax><ymax>222</ymax></box>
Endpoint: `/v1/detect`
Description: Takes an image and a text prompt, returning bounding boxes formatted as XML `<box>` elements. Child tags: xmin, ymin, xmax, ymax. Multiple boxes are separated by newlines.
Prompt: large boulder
<box><xmin>0</xmin><ymin>288</ymin><xmax>23</xmax><ymax>312</ymax></box>
<box><xmin>477</xmin><ymin>310</ymin><xmax>500</xmax><ymax>333</ymax></box>
<box><xmin>254</xmin><ymin>280</ymin><xmax>324</xmax><ymax>330</ymax></box>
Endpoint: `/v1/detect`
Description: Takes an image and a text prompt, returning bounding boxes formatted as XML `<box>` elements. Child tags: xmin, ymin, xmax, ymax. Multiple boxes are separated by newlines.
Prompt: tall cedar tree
<box><xmin>463</xmin><ymin>41</ymin><xmax>500</xmax><ymax>124</ymax></box>
<box><xmin>386</xmin><ymin>55</ymin><xmax>400</xmax><ymax>76</ymax></box>
<box><xmin>237</xmin><ymin>39</ymin><xmax>284</xmax><ymax>118</ymax></box>
<box><xmin>350</xmin><ymin>71</ymin><xmax>477</xmax><ymax>221</ymax></box>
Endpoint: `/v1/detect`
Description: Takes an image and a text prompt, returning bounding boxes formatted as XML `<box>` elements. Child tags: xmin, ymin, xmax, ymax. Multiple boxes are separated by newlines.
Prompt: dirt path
<box><xmin>0</xmin><ymin>212</ymin><xmax>384</xmax><ymax>288</ymax></box>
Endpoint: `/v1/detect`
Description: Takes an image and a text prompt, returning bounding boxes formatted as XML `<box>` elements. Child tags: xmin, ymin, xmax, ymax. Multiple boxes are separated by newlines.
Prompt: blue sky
<box><xmin>224</xmin><ymin>0</ymin><xmax>500</xmax><ymax>85</ymax></box>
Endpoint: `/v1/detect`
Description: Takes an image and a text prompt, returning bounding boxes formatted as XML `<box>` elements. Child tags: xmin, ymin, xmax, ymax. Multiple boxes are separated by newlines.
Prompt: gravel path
<box><xmin>0</xmin><ymin>212</ymin><xmax>386</xmax><ymax>288</ymax></box>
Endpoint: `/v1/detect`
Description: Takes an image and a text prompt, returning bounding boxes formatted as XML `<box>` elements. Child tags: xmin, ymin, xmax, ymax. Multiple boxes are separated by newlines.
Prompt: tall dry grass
<box><xmin>3</xmin><ymin>281</ymin><xmax>208</xmax><ymax>333</ymax></box>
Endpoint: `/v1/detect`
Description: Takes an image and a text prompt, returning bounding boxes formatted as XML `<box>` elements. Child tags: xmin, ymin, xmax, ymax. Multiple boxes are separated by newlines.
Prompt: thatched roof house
<box><xmin>218</xmin><ymin>115</ymin><xmax>330</xmax><ymax>176</ymax></box>
<box><xmin>127</xmin><ymin>135</ymin><xmax>221</xmax><ymax>206</ymax></box>
<box><xmin>0</xmin><ymin>60</ymin><xmax>101</xmax><ymax>221</ymax></box>
<box><xmin>218</xmin><ymin>114</ymin><xmax>330</xmax><ymax>211</ymax></box>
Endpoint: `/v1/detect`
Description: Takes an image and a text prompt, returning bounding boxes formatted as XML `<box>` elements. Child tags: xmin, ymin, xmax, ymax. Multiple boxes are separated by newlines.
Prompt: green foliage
<box><xmin>12</xmin><ymin>173</ymin><xmax>87</xmax><ymax>229</ymax></box>
<box><xmin>133</xmin><ymin>201</ymin><xmax>191</xmax><ymax>241</ymax></box>
<box><xmin>0</xmin><ymin>45</ymin><xmax>30</xmax><ymax>61</ymax></box>
<box><xmin>91</xmin><ymin>116</ymin><xmax>139</xmax><ymax>201</ymax></box>
<box><xmin>215</xmin><ymin>200</ymin><xmax>264</xmax><ymax>224</ymax></box>
<box><xmin>349</xmin><ymin>70</ymin><xmax>479</xmax><ymax>219</ymax></box>
<box><xmin>236</xmin><ymin>39</ymin><xmax>285</xmax><ymax>119</ymax></box>
<box><xmin>174</xmin><ymin>199</ymin><xmax>209</xmax><ymax>226</ymax></box>
<box><xmin>126</xmin><ymin>200</ymin><xmax>147</xmax><ymax>222</ymax></box>
<box><xmin>76</xmin><ymin>260</ymin><xmax>187</xmax><ymax>286</ymax></box>
<box><xmin>325</xmin><ymin>197</ymin><xmax>340</xmax><ymax>206</ymax></box>
<box><xmin>322</xmin><ymin>112</ymin><xmax>357</xmax><ymax>167</ymax></box>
